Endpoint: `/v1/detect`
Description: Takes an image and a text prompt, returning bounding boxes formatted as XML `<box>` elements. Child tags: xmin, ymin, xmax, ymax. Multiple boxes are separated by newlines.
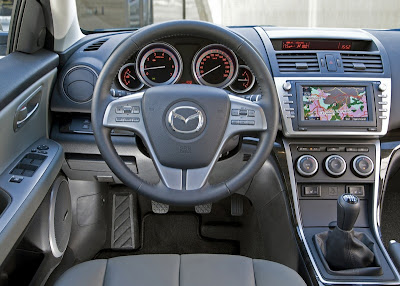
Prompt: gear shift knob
<box><xmin>337</xmin><ymin>194</ymin><xmax>360</xmax><ymax>231</ymax></box>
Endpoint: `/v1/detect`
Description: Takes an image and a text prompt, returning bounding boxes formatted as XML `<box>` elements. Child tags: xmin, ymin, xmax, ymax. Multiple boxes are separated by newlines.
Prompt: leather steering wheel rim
<box><xmin>91</xmin><ymin>20</ymin><xmax>279</xmax><ymax>206</ymax></box>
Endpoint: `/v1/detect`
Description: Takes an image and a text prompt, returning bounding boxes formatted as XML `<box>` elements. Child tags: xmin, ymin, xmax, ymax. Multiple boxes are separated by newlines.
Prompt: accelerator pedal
<box><xmin>195</xmin><ymin>203</ymin><xmax>212</xmax><ymax>214</ymax></box>
<box><xmin>231</xmin><ymin>195</ymin><xmax>243</xmax><ymax>216</ymax></box>
<box><xmin>152</xmin><ymin>201</ymin><xmax>169</xmax><ymax>214</ymax></box>
<box><xmin>111</xmin><ymin>193</ymin><xmax>139</xmax><ymax>249</ymax></box>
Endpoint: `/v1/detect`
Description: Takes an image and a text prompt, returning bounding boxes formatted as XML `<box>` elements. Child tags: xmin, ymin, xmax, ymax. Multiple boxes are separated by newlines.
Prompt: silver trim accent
<box><xmin>229</xmin><ymin>65</ymin><xmax>256</xmax><ymax>94</ymax></box>
<box><xmin>167</xmin><ymin>106</ymin><xmax>204</xmax><ymax>134</ymax></box>
<box><xmin>274</xmin><ymin>77</ymin><xmax>391</xmax><ymax>137</ymax></box>
<box><xmin>283</xmin><ymin>140</ymin><xmax>400</xmax><ymax>285</ymax></box>
<box><xmin>324</xmin><ymin>154</ymin><xmax>347</xmax><ymax>176</ymax></box>
<box><xmin>136</xmin><ymin>42</ymin><xmax>183</xmax><ymax>87</ymax></box>
<box><xmin>352</xmin><ymin>155</ymin><xmax>374</xmax><ymax>177</ymax></box>
<box><xmin>192</xmin><ymin>44</ymin><xmax>239</xmax><ymax>88</ymax></box>
<box><xmin>61</xmin><ymin>65</ymin><xmax>98</xmax><ymax>104</ymax></box>
<box><xmin>49</xmin><ymin>177</ymin><xmax>70</xmax><ymax>258</ymax></box>
<box><xmin>296</xmin><ymin>155</ymin><xmax>318</xmax><ymax>177</ymax></box>
<box><xmin>103</xmin><ymin>93</ymin><xmax>267</xmax><ymax>191</ymax></box>
<box><xmin>118</xmin><ymin>63</ymin><xmax>144</xmax><ymax>91</ymax></box>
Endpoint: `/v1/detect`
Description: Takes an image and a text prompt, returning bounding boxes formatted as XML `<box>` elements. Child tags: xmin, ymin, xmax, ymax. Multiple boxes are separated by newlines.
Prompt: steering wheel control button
<box><xmin>231</xmin><ymin>109</ymin><xmax>240</xmax><ymax>116</ymax></box>
<box><xmin>325</xmin><ymin>155</ymin><xmax>347</xmax><ymax>177</ymax></box>
<box><xmin>302</xmin><ymin>185</ymin><xmax>321</xmax><ymax>197</ymax></box>
<box><xmin>132</xmin><ymin>106</ymin><xmax>140</xmax><ymax>114</ymax></box>
<box><xmin>296</xmin><ymin>155</ymin><xmax>318</xmax><ymax>177</ymax></box>
<box><xmin>352</xmin><ymin>155</ymin><xmax>374</xmax><ymax>177</ymax></box>
<box><xmin>248</xmin><ymin>110</ymin><xmax>255</xmax><ymax>117</ymax></box>
<box><xmin>239</xmin><ymin>109</ymin><xmax>248</xmax><ymax>116</ymax></box>
<box><xmin>37</xmin><ymin>145</ymin><xmax>49</xmax><ymax>150</ymax></box>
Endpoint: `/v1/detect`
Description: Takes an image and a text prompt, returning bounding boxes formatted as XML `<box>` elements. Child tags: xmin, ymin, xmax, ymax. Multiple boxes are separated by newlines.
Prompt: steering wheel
<box><xmin>91</xmin><ymin>20</ymin><xmax>279</xmax><ymax>206</ymax></box>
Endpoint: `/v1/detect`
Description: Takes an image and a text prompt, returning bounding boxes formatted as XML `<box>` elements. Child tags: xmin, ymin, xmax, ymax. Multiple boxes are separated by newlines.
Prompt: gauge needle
<box><xmin>127</xmin><ymin>73</ymin><xmax>136</xmax><ymax>80</ymax></box>
<box><xmin>238</xmin><ymin>79</ymin><xmax>248</xmax><ymax>82</ymax></box>
<box><xmin>199</xmin><ymin>65</ymin><xmax>221</xmax><ymax>78</ymax></box>
<box><xmin>144</xmin><ymin>65</ymin><xmax>166</xmax><ymax>71</ymax></box>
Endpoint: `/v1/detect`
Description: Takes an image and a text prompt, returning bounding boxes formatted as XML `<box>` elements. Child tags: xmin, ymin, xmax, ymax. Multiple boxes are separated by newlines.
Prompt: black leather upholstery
<box><xmin>54</xmin><ymin>254</ymin><xmax>306</xmax><ymax>286</ymax></box>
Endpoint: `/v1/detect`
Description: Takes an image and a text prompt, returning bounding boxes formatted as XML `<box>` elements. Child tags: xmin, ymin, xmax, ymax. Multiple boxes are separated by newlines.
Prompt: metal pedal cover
<box><xmin>111</xmin><ymin>193</ymin><xmax>138</xmax><ymax>249</ymax></box>
<box><xmin>195</xmin><ymin>203</ymin><xmax>212</xmax><ymax>214</ymax></box>
<box><xmin>231</xmin><ymin>195</ymin><xmax>243</xmax><ymax>216</ymax></box>
<box><xmin>152</xmin><ymin>201</ymin><xmax>169</xmax><ymax>214</ymax></box>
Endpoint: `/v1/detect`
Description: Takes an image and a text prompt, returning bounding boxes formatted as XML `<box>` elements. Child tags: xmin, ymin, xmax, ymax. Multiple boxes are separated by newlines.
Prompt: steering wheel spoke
<box><xmin>225</xmin><ymin>95</ymin><xmax>267</xmax><ymax>138</ymax></box>
<box><xmin>103</xmin><ymin>92</ymin><xmax>146</xmax><ymax>135</ymax></box>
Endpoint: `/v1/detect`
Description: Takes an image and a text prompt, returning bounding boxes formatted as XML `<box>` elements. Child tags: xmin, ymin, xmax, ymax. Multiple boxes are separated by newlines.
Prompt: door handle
<box><xmin>14</xmin><ymin>86</ymin><xmax>42</xmax><ymax>131</ymax></box>
<box><xmin>16</xmin><ymin>102</ymin><xmax>39</xmax><ymax>127</ymax></box>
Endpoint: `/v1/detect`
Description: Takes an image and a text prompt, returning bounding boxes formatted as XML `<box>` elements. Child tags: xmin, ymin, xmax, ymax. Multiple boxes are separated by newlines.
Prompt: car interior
<box><xmin>2</xmin><ymin>0</ymin><xmax>400</xmax><ymax>285</ymax></box>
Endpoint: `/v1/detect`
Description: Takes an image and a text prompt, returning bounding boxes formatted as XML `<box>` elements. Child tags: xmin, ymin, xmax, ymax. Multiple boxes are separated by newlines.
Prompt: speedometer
<box><xmin>136</xmin><ymin>42</ymin><xmax>183</xmax><ymax>87</ymax></box>
<box><xmin>192</xmin><ymin>44</ymin><xmax>238</xmax><ymax>88</ymax></box>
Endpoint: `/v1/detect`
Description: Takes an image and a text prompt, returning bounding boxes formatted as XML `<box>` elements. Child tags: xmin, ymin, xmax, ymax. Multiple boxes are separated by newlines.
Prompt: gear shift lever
<box><xmin>337</xmin><ymin>194</ymin><xmax>360</xmax><ymax>231</ymax></box>
<box><xmin>314</xmin><ymin>193</ymin><xmax>375</xmax><ymax>271</ymax></box>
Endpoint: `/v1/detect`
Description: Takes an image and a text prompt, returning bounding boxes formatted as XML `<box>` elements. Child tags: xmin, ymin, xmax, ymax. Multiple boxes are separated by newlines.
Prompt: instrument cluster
<box><xmin>116</xmin><ymin>42</ymin><xmax>256</xmax><ymax>94</ymax></box>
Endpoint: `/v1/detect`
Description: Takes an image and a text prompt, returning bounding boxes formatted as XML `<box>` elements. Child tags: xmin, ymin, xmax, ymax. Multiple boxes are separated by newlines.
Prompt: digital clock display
<box><xmin>282</xmin><ymin>40</ymin><xmax>352</xmax><ymax>51</ymax></box>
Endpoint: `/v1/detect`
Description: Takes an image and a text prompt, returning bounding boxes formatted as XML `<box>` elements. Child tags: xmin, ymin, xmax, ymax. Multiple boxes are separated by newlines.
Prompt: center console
<box><xmin>255</xmin><ymin>27</ymin><xmax>400</xmax><ymax>285</ymax></box>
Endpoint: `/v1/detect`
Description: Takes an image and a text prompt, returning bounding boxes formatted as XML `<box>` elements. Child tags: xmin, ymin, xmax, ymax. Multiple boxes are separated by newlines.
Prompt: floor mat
<box><xmin>96</xmin><ymin>213</ymin><xmax>239</xmax><ymax>259</ymax></box>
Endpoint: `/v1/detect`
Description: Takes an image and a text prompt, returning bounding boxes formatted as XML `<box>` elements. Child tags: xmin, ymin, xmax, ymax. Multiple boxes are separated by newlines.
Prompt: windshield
<box><xmin>76</xmin><ymin>0</ymin><xmax>400</xmax><ymax>31</ymax></box>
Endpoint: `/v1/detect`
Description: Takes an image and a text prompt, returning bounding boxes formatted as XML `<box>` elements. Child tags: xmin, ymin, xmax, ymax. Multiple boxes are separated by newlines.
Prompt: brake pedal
<box><xmin>195</xmin><ymin>203</ymin><xmax>212</xmax><ymax>214</ymax></box>
<box><xmin>111</xmin><ymin>193</ymin><xmax>138</xmax><ymax>249</ymax></box>
<box><xmin>152</xmin><ymin>201</ymin><xmax>169</xmax><ymax>214</ymax></box>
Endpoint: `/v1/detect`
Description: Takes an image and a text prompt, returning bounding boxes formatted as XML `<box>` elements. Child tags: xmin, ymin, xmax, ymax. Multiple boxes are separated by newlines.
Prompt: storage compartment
<box><xmin>66</xmin><ymin>153</ymin><xmax>137</xmax><ymax>173</ymax></box>
<box><xmin>0</xmin><ymin>189</ymin><xmax>10</xmax><ymax>218</ymax></box>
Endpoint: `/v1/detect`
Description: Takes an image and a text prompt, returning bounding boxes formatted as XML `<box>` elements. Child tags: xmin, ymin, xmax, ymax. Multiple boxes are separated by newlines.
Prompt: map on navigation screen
<box><xmin>302</xmin><ymin>86</ymin><xmax>368</xmax><ymax>121</ymax></box>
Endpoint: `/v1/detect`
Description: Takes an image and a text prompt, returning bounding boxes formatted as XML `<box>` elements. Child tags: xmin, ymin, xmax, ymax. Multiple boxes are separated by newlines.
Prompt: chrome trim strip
<box><xmin>283</xmin><ymin>139</ymin><xmax>400</xmax><ymax>285</ymax></box>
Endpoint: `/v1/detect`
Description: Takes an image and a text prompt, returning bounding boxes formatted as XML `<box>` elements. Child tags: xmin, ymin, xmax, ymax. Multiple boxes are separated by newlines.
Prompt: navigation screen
<box><xmin>302</xmin><ymin>86</ymin><xmax>369</xmax><ymax>121</ymax></box>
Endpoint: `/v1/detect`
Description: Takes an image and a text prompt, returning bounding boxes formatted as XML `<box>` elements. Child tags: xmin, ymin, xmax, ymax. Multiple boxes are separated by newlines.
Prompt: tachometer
<box><xmin>193</xmin><ymin>44</ymin><xmax>238</xmax><ymax>88</ymax></box>
<box><xmin>136</xmin><ymin>43</ymin><xmax>183</xmax><ymax>87</ymax></box>
<box><xmin>229</xmin><ymin>65</ymin><xmax>255</xmax><ymax>93</ymax></box>
<box><xmin>118</xmin><ymin>63</ymin><xmax>144</xmax><ymax>91</ymax></box>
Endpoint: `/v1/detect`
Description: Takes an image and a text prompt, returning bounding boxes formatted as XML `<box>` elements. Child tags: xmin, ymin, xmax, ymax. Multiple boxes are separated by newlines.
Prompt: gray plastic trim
<box><xmin>283</xmin><ymin>139</ymin><xmax>400</xmax><ymax>285</ymax></box>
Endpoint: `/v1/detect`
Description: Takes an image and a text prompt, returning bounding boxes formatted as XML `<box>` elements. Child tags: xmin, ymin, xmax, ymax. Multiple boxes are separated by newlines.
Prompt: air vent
<box><xmin>84</xmin><ymin>39</ymin><xmax>108</xmax><ymax>51</ymax></box>
<box><xmin>341</xmin><ymin>53</ymin><xmax>383</xmax><ymax>73</ymax></box>
<box><xmin>276</xmin><ymin>53</ymin><xmax>320</xmax><ymax>73</ymax></box>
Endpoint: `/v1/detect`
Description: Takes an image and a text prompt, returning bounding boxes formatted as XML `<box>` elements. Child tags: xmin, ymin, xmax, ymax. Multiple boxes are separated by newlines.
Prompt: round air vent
<box><xmin>49</xmin><ymin>176</ymin><xmax>72</xmax><ymax>258</ymax></box>
<box><xmin>62</xmin><ymin>65</ymin><xmax>98</xmax><ymax>103</ymax></box>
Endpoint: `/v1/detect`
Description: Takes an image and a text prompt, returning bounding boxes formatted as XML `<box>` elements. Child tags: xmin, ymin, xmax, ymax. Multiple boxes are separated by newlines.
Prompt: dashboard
<box><xmin>49</xmin><ymin>25</ymin><xmax>400</xmax><ymax>286</ymax></box>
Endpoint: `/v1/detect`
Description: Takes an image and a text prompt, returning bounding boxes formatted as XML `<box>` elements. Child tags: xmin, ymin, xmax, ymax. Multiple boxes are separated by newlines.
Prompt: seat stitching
<box><xmin>102</xmin><ymin>259</ymin><xmax>109</xmax><ymax>286</ymax></box>
<box><xmin>251</xmin><ymin>259</ymin><xmax>257</xmax><ymax>286</ymax></box>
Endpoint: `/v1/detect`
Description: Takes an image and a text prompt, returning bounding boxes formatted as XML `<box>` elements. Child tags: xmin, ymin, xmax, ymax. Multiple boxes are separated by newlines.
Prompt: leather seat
<box><xmin>54</xmin><ymin>254</ymin><xmax>306</xmax><ymax>286</ymax></box>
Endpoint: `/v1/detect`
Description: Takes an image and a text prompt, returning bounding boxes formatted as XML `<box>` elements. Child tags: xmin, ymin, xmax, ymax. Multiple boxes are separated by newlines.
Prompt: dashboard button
<box><xmin>296</xmin><ymin>155</ymin><xmax>318</xmax><ymax>177</ymax></box>
<box><xmin>327</xmin><ymin>147</ymin><xmax>340</xmax><ymax>152</ymax></box>
<box><xmin>282</xmin><ymin>82</ymin><xmax>292</xmax><ymax>91</ymax></box>
<box><xmin>347</xmin><ymin>185</ymin><xmax>365</xmax><ymax>197</ymax></box>
<box><xmin>357</xmin><ymin>147</ymin><xmax>369</xmax><ymax>152</ymax></box>
<box><xmin>325</xmin><ymin>155</ymin><xmax>346</xmax><ymax>177</ymax></box>
<box><xmin>352</xmin><ymin>155</ymin><xmax>374</xmax><ymax>177</ymax></box>
<box><xmin>303</xmin><ymin>185</ymin><xmax>321</xmax><ymax>197</ymax></box>
<box><xmin>345</xmin><ymin>147</ymin><xmax>357</xmax><ymax>152</ymax></box>
<box><xmin>326</xmin><ymin>55</ymin><xmax>337</xmax><ymax>72</ymax></box>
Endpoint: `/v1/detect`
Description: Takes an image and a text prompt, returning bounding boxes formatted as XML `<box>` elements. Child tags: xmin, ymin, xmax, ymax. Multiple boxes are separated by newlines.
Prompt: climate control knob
<box><xmin>296</xmin><ymin>155</ymin><xmax>318</xmax><ymax>177</ymax></box>
<box><xmin>352</xmin><ymin>155</ymin><xmax>374</xmax><ymax>177</ymax></box>
<box><xmin>325</xmin><ymin>155</ymin><xmax>346</xmax><ymax>177</ymax></box>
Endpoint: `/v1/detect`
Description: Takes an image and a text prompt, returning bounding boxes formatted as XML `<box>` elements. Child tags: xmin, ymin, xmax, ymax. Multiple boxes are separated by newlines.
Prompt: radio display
<box><xmin>282</xmin><ymin>40</ymin><xmax>352</xmax><ymax>50</ymax></box>
<box><xmin>302</xmin><ymin>86</ymin><xmax>369</xmax><ymax>121</ymax></box>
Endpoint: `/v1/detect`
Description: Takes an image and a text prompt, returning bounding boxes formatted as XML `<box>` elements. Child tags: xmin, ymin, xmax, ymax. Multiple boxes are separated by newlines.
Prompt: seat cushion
<box><xmin>54</xmin><ymin>254</ymin><xmax>306</xmax><ymax>286</ymax></box>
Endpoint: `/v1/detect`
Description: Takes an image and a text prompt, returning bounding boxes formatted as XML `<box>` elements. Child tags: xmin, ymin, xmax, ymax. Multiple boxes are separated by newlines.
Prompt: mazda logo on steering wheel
<box><xmin>167</xmin><ymin>106</ymin><xmax>205</xmax><ymax>134</ymax></box>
